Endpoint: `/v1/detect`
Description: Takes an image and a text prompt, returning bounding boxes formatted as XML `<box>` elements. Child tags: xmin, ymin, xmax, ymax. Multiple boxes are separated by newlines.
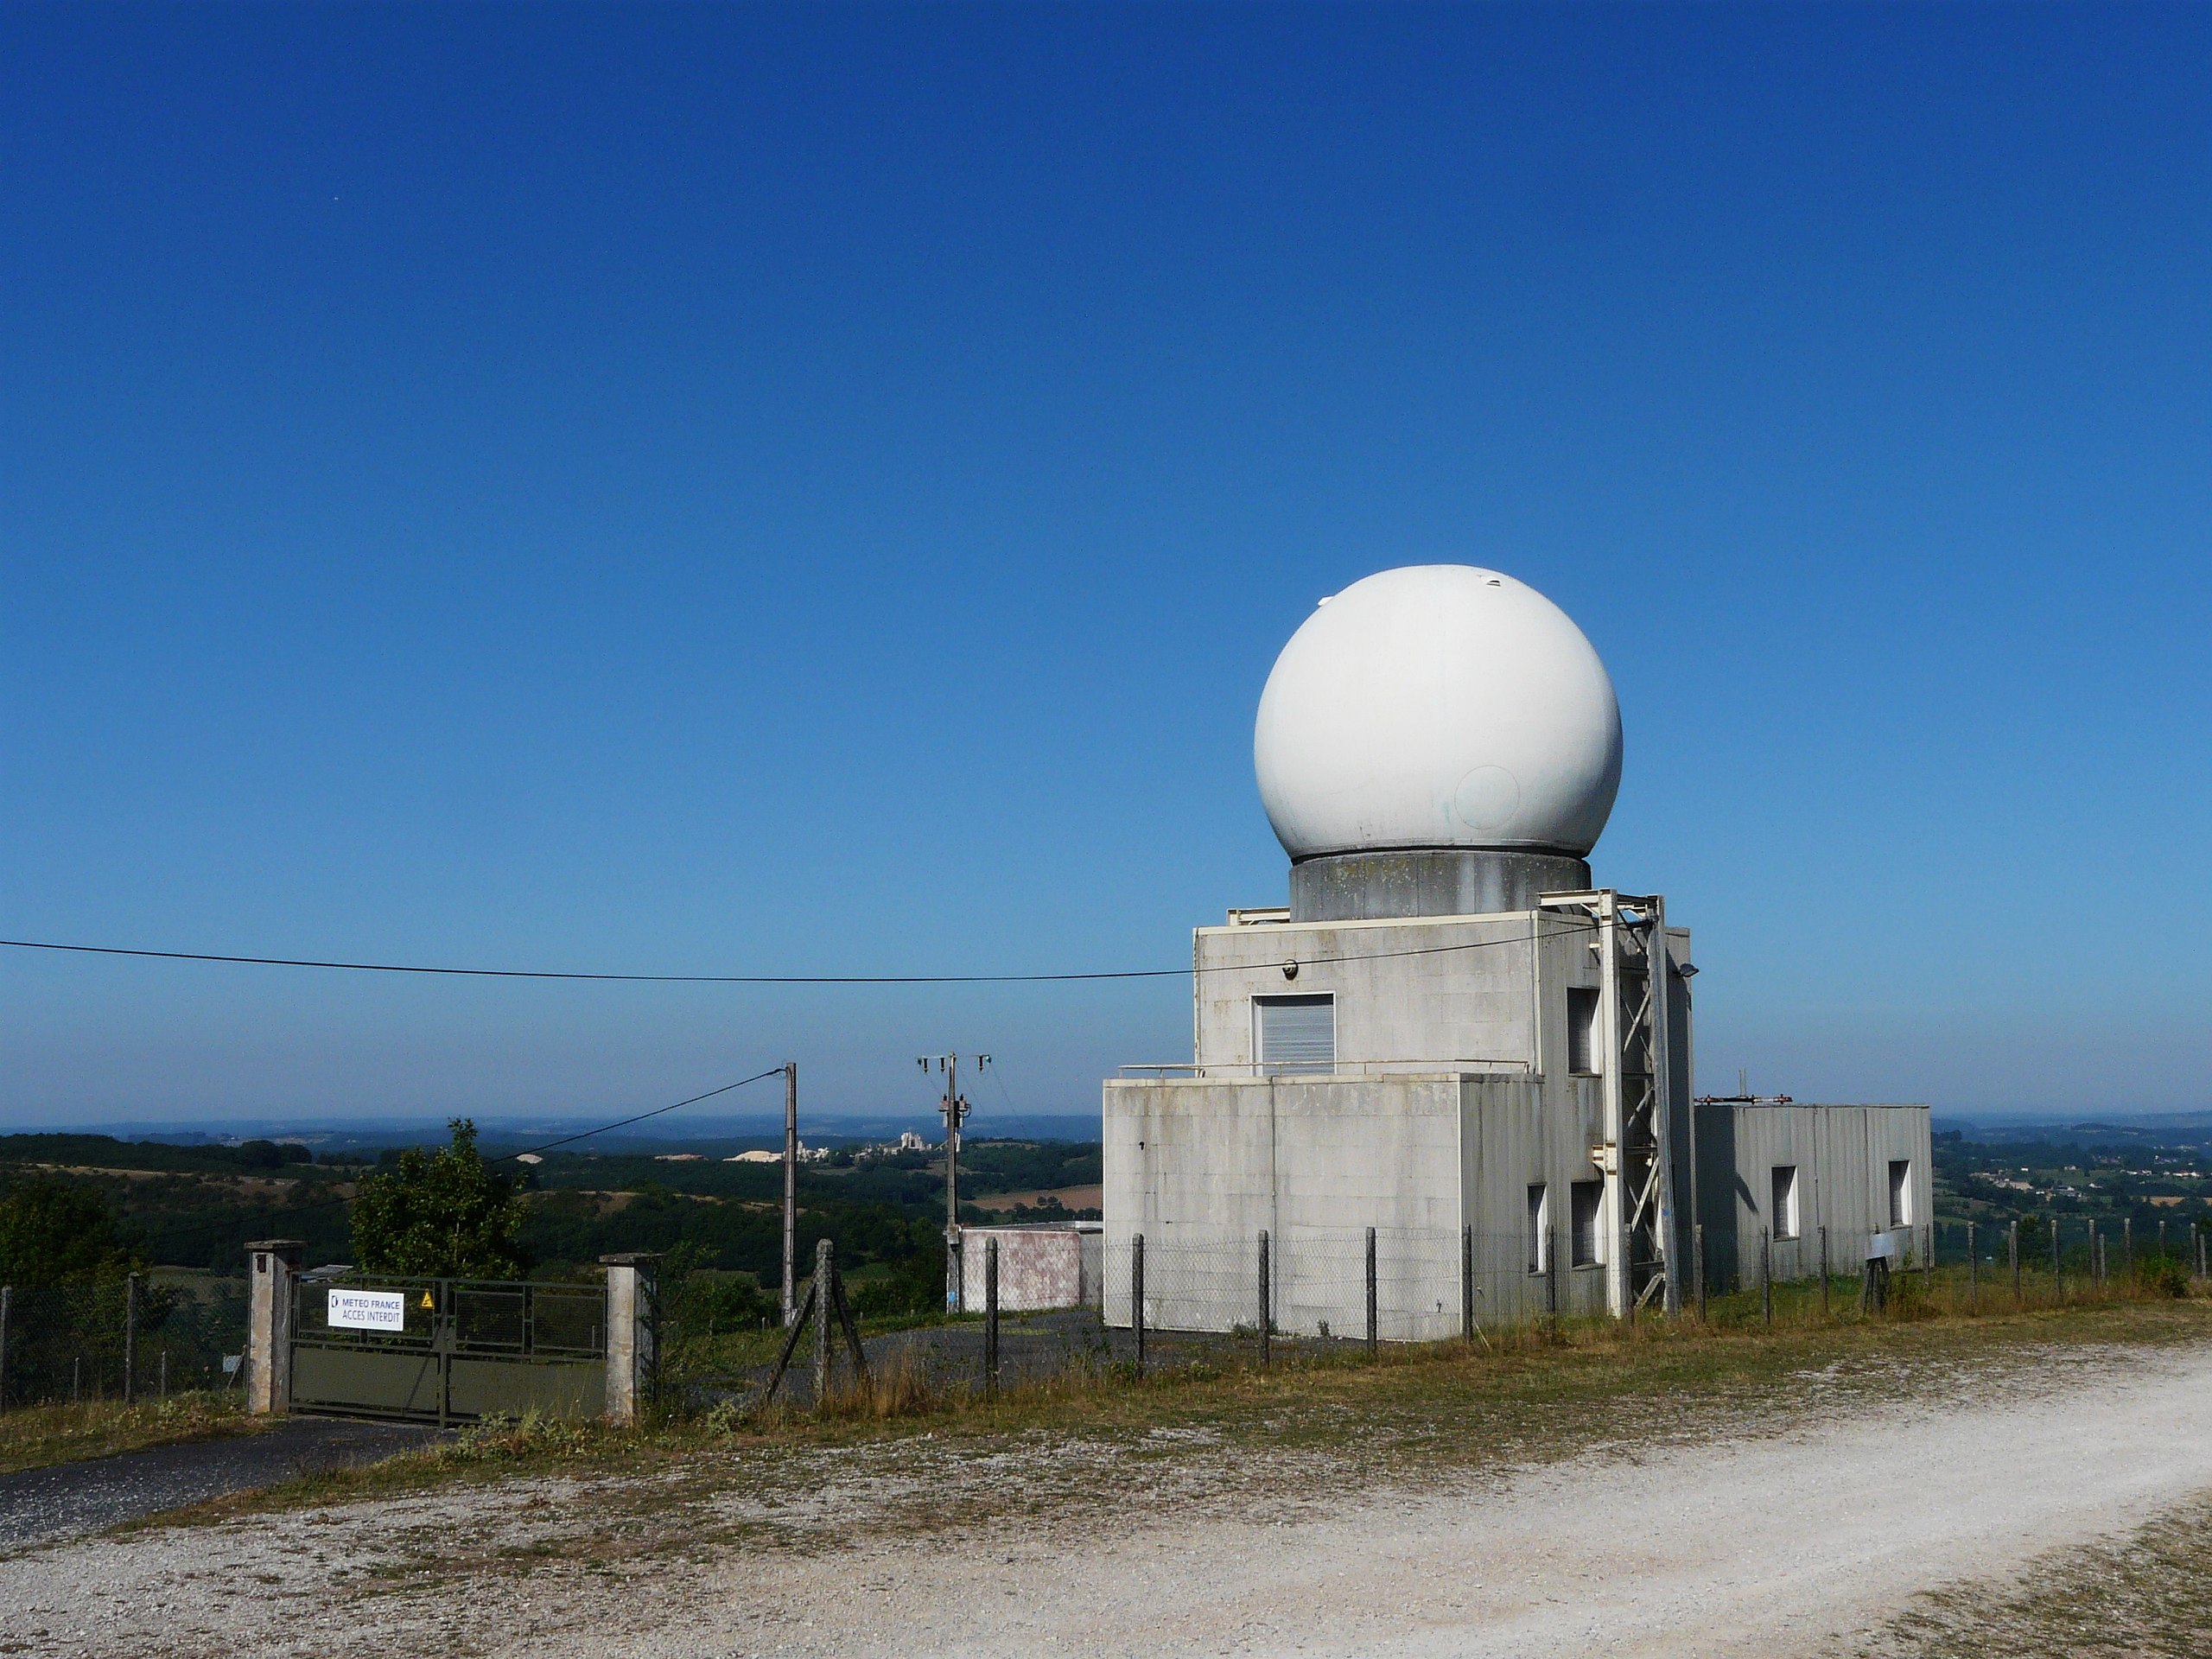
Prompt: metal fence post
<box><xmin>124</xmin><ymin>1272</ymin><xmax>139</xmax><ymax>1406</ymax></box>
<box><xmin>2199</xmin><ymin>1224</ymin><xmax>2208</xmax><ymax>1282</ymax></box>
<box><xmin>1131</xmin><ymin>1233</ymin><xmax>1146</xmax><ymax>1379</ymax></box>
<box><xmin>1923</xmin><ymin>1224</ymin><xmax>1934</xmax><ymax>1294</ymax></box>
<box><xmin>0</xmin><ymin>1286</ymin><xmax>10</xmax><ymax>1414</ymax></box>
<box><xmin>1818</xmin><ymin>1225</ymin><xmax>1830</xmax><ymax>1320</ymax></box>
<box><xmin>2122</xmin><ymin>1216</ymin><xmax>2133</xmax><ymax>1280</ymax></box>
<box><xmin>1967</xmin><ymin>1221</ymin><xmax>1976</xmax><ymax>1309</ymax></box>
<box><xmin>1760</xmin><ymin>1228</ymin><xmax>1772</xmax><ymax>1326</ymax></box>
<box><xmin>1258</xmin><ymin>1230</ymin><xmax>1272</xmax><ymax>1368</ymax></box>
<box><xmin>813</xmin><ymin>1237</ymin><xmax>833</xmax><ymax>1409</ymax></box>
<box><xmin>2011</xmin><ymin>1219</ymin><xmax>2021</xmax><ymax>1304</ymax></box>
<box><xmin>1459</xmin><ymin>1224</ymin><xmax>1473</xmax><ymax>1345</ymax></box>
<box><xmin>2088</xmin><ymin>1219</ymin><xmax>2101</xmax><ymax>1289</ymax></box>
<box><xmin>984</xmin><ymin>1238</ymin><xmax>1000</xmax><ymax>1397</ymax></box>
<box><xmin>1364</xmin><ymin>1227</ymin><xmax>1378</xmax><ymax>1360</ymax></box>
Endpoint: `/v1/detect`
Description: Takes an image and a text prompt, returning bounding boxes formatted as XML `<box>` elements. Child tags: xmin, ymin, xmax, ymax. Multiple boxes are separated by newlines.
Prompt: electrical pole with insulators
<box><xmin>918</xmin><ymin>1052</ymin><xmax>988</xmax><ymax>1313</ymax></box>
<box><xmin>781</xmin><ymin>1061</ymin><xmax>799</xmax><ymax>1326</ymax></box>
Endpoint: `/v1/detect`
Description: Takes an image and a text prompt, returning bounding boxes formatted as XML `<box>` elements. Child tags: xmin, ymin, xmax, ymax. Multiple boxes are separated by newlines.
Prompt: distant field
<box><xmin>973</xmin><ymin>1184</ymin><xmax>1103</xmax><ymax>1212</ymax></box>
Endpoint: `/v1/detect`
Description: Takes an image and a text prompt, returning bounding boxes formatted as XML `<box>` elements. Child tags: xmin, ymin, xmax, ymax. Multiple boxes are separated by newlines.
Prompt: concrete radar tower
<box><xmin>1255</xmin><ymin>564</ymin><xmax>1622</xmax><ymax>918</ymax></box>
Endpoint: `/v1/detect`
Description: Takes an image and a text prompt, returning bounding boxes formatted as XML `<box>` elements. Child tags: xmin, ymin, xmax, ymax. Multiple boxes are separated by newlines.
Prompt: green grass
<box><xmin>0</xmin><ymin>1390</ymin><xmax>264</xmax><ymax>1475</ymax></box>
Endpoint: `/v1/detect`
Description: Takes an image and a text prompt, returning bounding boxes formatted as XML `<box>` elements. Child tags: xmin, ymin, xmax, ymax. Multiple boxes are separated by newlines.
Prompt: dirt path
<box><xmin>7</xmin><ymin>1341</ymin><xmax>2212</xmax><ymax>1658</ymax></box>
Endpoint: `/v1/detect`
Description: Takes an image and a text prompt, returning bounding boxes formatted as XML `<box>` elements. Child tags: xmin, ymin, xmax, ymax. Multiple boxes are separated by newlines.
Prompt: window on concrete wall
<box><xmin>1770</xmin><ymin>1166</ymin><xmax>1800</xmax><ymax>1240</ymax></box>
<box><xmin>1567</xmin><ymin>988</ymin><xmax>1600</xmax><ymax>1076</ymax></box>
<box><xmin>1889</xmin><ymin>1160</ymin><xmax>1912</xmax><ymax>1228</ymax></box>
<box><xmin>1570</xmin><ymin>1179</ymin><xmax>1604</xmax><ymax>1267</ymax></box>
<box><xmin>1527</xmin><ymin>1184</ymin><xmax>1549</xmax><ymax>1273</ymax></box>
<box><xmin>1255</xmin><ymin>995</ymin><xmax>1335</xmax><ymax>1075</ymax></box>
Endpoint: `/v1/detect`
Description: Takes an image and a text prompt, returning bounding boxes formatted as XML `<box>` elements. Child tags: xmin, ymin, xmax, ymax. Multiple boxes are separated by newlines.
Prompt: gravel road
<box><xmin>0</xmin><ymin>1418</ymin><xmax>435</xmax><ymax>1552</ymax></box>
<box><xmin>5</xmin><ymin>1342</ymin><xmax>2210</xmax><ymax>1657</ymax></box>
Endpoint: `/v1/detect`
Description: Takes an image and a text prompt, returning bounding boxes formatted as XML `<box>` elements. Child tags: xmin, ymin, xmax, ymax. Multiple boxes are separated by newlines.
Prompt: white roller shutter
<box><xmin>1255</xmin><ymin>995</ymin><xmax>1335</xmax><ymax>1073</ymax></box>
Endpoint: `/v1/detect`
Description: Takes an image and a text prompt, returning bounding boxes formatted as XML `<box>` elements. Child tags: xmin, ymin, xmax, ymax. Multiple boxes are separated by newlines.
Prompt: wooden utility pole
<box><xmin>781</xmin><ymin>1062</ymin><xmax>799</xmax><ymax>1326</ymax></box>
<box><xmin>918</xmin><ymin>1052</ymin><xmax>988</xmax><ymax>1312</ymax></box>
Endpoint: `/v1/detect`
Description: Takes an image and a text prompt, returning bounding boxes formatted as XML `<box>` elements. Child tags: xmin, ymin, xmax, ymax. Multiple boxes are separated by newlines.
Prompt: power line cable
<box><xmin>111</xmin><ymin>1065</ymin><xmax>787</xmax><ymax>1254</ymax></box>
<box><xmin>0</xmin><ymin>918</ymin><xmax>1608</xmax><ymax>986</ymax></box>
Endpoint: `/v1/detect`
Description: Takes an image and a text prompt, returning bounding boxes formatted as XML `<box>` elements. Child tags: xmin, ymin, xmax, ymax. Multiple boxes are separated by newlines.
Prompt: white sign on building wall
<box><xmin>327</xmin><ymin>1288</ymin><xmax>408</xmax><ymax>1332</ymax></box>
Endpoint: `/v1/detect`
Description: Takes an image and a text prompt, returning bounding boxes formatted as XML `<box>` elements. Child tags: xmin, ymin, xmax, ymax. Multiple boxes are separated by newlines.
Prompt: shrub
<box><xmin>2134</xmin><ymin>1253</ymin><xmax>2190</xmax><ymax>1299</ymax></box>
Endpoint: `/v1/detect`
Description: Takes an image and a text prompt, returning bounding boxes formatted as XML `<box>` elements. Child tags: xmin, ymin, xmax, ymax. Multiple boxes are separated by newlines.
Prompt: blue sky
<box><xmin>4</xmin><ymin>3</ymin><xmax>2209</xmax><ymax>1130</ymax></box>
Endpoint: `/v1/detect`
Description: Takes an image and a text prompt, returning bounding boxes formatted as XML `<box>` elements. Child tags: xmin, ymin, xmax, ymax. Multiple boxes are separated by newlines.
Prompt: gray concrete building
<box><xmin>1101</xmin><ymin>565</ymin><xmax>1930</xmax><ymax>1336</ymax></box>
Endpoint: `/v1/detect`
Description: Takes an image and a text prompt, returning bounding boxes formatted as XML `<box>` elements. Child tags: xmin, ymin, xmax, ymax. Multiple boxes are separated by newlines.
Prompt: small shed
<box><xmin>957</xmin><ymin>1223</ymin><xmax>1103</xmax><ymax>1313</ymax></box>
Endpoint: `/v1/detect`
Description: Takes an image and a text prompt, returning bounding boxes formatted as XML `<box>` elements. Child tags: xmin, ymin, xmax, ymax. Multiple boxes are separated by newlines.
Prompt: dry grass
<box><xmin>141</xmin><ymin>1295</ymin><xmax>2212</xmax><ymax>1542</ymax></box>
<box><xmin>1848</xmin><ymin>1489</ymin><xmax>2212</xmax><ymax>1659</ymax></box>
<box><xmin>0</xmin><ymin>1390</ymin><xmax>264</xmax><ymax>1475</ymax></box>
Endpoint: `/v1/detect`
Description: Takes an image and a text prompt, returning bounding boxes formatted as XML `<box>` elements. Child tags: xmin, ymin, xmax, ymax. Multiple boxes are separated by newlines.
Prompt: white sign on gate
<box><xmin>327</xmin><ymin>1288</ymin><xmax>409</xmax><ymax>1332</ymax></box>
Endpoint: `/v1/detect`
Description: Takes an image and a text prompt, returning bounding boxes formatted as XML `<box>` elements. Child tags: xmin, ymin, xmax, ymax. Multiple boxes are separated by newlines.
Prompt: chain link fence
<box><xmin>0</xmin><ymin>1275</ymin><xmax>248</xmax><ymax>1408</ymax></box>
<box><xmin>628</xmin><ymin>1211</ymin><xmax>2212</xmax><ymax>1415</ymax></box>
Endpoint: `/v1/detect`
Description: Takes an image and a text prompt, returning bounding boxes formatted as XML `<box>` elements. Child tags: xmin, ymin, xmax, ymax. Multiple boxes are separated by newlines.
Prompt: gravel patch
<box><xmin>0</xmin><ymin>1419</ymin><xmax>435</xmax><ymax>1554</ymax></box>
<box><xmin>5</xmin><ymin>1340</ymin><xmax>2211</xmax><ymax>1656</ymax></box>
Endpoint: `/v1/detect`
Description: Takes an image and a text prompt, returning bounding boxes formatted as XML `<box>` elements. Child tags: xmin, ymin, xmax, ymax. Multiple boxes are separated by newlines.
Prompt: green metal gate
<box><xmin>290</xmin><ymin>1275</ymin><xmax>607</xmax><ymax>1425</ymax></box>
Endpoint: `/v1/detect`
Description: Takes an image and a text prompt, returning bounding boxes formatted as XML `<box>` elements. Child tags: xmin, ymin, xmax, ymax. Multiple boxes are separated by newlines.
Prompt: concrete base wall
<box><xmin>1289</xmin><ymin>849</ymin><xmax>1593</xmax><ymax>921</ymax></box>
<box><xmin>1103</xmin><ymin>1071</ymin><xmax>1612</xmax><ymax>1336</ymax></box>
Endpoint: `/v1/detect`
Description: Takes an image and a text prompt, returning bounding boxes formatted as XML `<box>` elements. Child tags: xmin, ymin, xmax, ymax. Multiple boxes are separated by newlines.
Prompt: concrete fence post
<box><xmin>2199</xmin><ymin>1225</ymin><xmax>2208</xmax><ymax>1281</ymax></box>
<box><xmin>124</xmin><ymin>1272</ymin><xmax>139</xmax><ymax>1406</ymax></box>
<box><xmin>1257</xmin><ymin>1230</ymin><xmax>1271</xmax><ymax>1368</ymax></box>
<box><xmin>1459</xmin><ymin>1224</ymin><xmax>1472</xmax><ymax>1344</ymax></box>
<box><xmin>0</xmin><ymin>1286</ymin><xmax>11</xmax><ymax>1414</ymax></box>
<box><xmin>2088</xmin><ymin>1220</ymin><xmax>2101</xmax><ymax>1288</ymax></box>
<box><xmin>1131</xmin><ymin>1233</ymin><xmax>1146</xmax><ymax>1379</ymax></box>
<box><xmin>813</xmin><ymin>1238</ymin><xmax>834</xmax><ymax>1408</ymax></box>
<box><xmin>2011</xmin><ymin>1220</ymin><xmax>2021</xmax><ymax>1303</ymax></box>
<box><xmin>1548</xmin><ymin>1226</ymin><xmax>1561</xmax><ymax>1325</ymax></box>
<box><xmin>1364</xmin><ymin>1227</ymin><xmax>1378</xmax><ymax>1360</ymax></box>
<box><xmin>1693</xmin><ymin>1224</ymin><xmax>1707</xmax><ymax>1322</ymax></box>
<box><xmin>244</xmin><ymin>1240</ymin><xmax>304</xmax><ymax>1415</ymax></box>
<box><xmin>1760</xmin><ymin>1228</ymin><xmax>1772</xmax><ymax>1326</ymax></box>
<box><xmin>984</xmin><ymin>1238</ymin><xmax>1000</xmax><ymax>1396</ymax></box>
<box><xmin>600</xmin><ymin>1251</ymin><xmax>661</xmax><ymax>1426</ymax></box>
<box><xmin>1818</xmin><ymin>1225</ymin><xmax>1830</xmax><ymax>1320</ymax></box>
<box><xmin>2053</xmin><ymin>1215</ymin><xmax>2063</xmax><ymax>1300</ymax></box>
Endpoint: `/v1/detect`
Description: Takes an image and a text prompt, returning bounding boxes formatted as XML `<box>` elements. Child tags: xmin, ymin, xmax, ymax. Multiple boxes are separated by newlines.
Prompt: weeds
<box><xmin>0</xmin><ymin>1389</ymin><xmax>259</xmax><ymax>1475</ymax></box>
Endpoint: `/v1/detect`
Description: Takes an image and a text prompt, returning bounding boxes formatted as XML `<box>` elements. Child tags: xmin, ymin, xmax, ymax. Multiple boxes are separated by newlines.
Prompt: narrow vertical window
<box><xmin>1526</xmin><ymin>1184</ymin><xmax>1549</xmax><ymax>1273</ymax></box>
<box><xmin>1567</xmin><ymin>988</ymin><xmax>1600</xmax><ymax>1076</ymax></box>
<box><xmin>1770</xmin><ymin>1166</ymin><xmax>1799</xmax><ymax>1240</ymax></box>
<box><xmin>1570</xmin><ymin>1179</ymin><xmax>1605</xmax><ymax>1267</ymax></box>
<box><xmin>1889</xmin><ymin>1160</ymin><xmax>1911</xmax><ymax>1228</ymax></box>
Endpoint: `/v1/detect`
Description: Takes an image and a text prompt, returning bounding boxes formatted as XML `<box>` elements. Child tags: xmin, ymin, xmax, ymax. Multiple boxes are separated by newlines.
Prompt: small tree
<box><xmin>0</xmin><ymin>1179</ymin><xmax>140</xmax><ymax>1285</ymax></box>
<box><xmin>351</xmin><ymin>1119</ymin><xmax>531</xmax><ymax>1279</ymax></box>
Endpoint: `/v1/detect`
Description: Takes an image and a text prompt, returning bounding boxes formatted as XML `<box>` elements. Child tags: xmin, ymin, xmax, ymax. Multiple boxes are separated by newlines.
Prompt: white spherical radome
<box><xmin>1254</xmin><ymin>565</ymin><xmax>1623</xmax><ymax>861</ymax></box>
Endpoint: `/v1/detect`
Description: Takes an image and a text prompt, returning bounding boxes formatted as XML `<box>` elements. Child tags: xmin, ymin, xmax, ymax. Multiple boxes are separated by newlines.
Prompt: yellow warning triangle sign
<box><xmin>420</xmin><ymin>1291</ymin><xmax>435</xmax><ymax>1309</ymax></box>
